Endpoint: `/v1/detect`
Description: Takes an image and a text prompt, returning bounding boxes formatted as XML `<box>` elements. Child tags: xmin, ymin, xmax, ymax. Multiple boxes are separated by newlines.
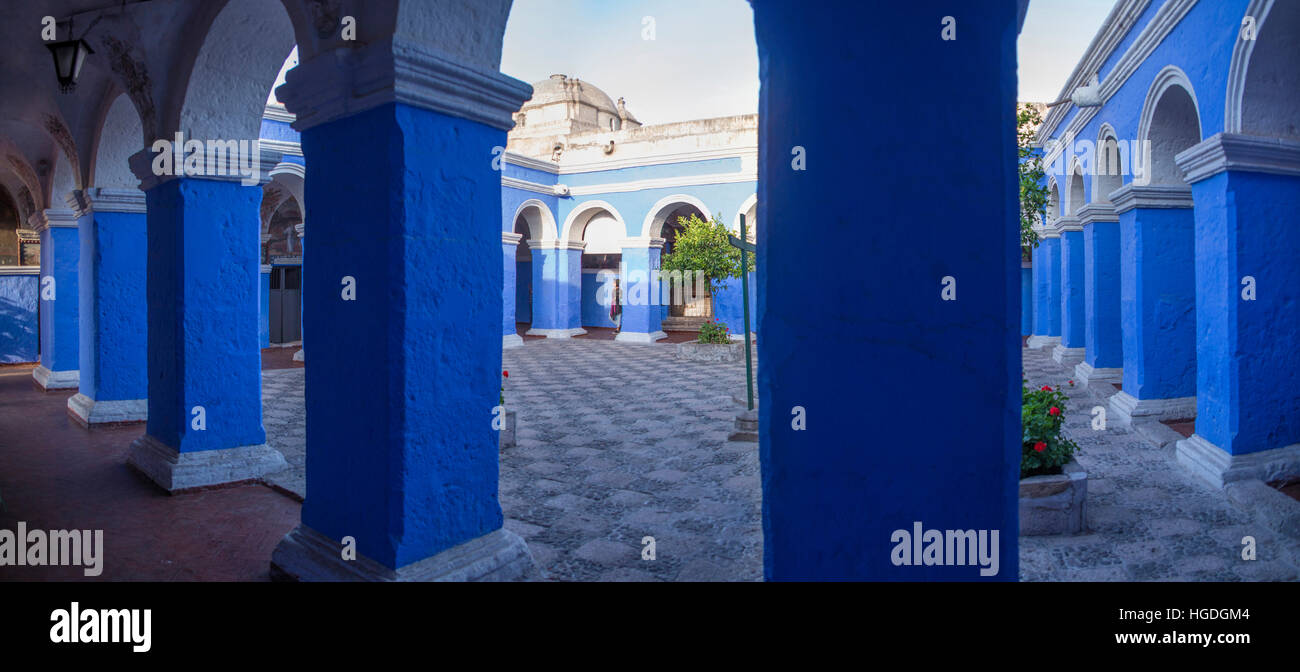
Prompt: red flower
<box><xmin>1034</xmin><ymin>441</ymin><xmax>1047</xmax><ymax>452</ymax></box>
<box><xmin>1068</xmin><ymin>380</ymin><xmax>1074</xmax><ymax>385</ymax></box>
<box><xmin>502</xmin><ymin>371</ymin><xmax>509</xmax><ymax>378</ymax></box>
<box><xmin>1048</xmin><ymin>406</ymin><xmax>1060</xmax><ymax>416</ymax></box>
<box><xmin>1040</xmin><ymin>385</ymin><xmax>1052</xmax><ymax>392</ymax></box>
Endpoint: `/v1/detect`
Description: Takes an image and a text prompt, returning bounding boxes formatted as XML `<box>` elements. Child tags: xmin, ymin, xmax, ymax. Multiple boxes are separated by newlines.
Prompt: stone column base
<box><xmin>270</xmin><ymin>525</ymin><xmax>541</xmax><ymax>582</ymax></box>
<box><xmin>614</xmin><ymin>330</ymin><xmax>666</xmax><ymax>343</ymax></box>
<box><xmin>67</xmin><ymin>394</ymin><xmax>147</xmax><ymax>425</ymax></box>
<box><xmin>127</xmin><ymin>434</ymin><xmax>287</xmax><ymax>493</ymax></box>
<box><xmin>292</xmin><ymin>349</ymin><xmax>305</xmax><ymax>362</ymax></box>
<box><xmin>1176</xmin><ymin>434</ymin><xmax>1300</xmax><ymax>489</ymax></box>
<box><xmin>525</xmin><ymin>327</ymin><xmax>587</xmax><ymax>339</ymax></box>
<box><xmin>1051</xmin><ymin>345</ymin><xmax>1085</xmax><ymax>367</ymax></box>
<box><xmin>32</xmin><ymin>365</ymin><xmax>78</xmax><ymax>390</ymax></box>
<box><xmin>502</xmin><ymin>333</ymin><xmax>524</xmax><ymax>349</ymax></box>
<box><xmin>728</xmin><ymin>407</ymin><xmax>758</xmax><ymax>442</ymax></box>
<box><xmin>1074</xmin><ymin>361</ymin><xmax>1122</xmax><ymax>386</ymax></box>
<box><xmin>1025</xmin><ymin>335</ymin><xmax>1061</xmax><ymax>350</ymax></box>
<box><xmin>1108</xmin><ymin>391</ymin><xmax>1196</xmax><ymax>427</ymax></box>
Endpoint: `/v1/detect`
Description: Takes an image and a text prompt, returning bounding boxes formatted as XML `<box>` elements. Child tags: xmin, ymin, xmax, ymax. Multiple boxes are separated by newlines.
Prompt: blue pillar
<box><xmin>1028</xmin><ymin>233</ymin><xmax>1061</xmax><ymax>349</ymax></box>
<box><xmin>1175</xmin><ymin>134</ymin><xmax>1300</xmax><ymax>486</ymax></box>
<box><xmin>1019</xmin><ymin>261</ymin><xmax>1032</xmax><ymax>336</ymax></box>
<box><xmin>34</xmin><ymin>208</ymin><xmax>80</xmax><ymax>390</ymax></box>
<box><xmin>755</xmin><ymin>0</ymin><xmax>1019</xmax><ymax>580</ymax></box>
<box><xmin>525</xmin><ymin>242</ymin><xmax>585</xmax><ymax>338</ymax></box>
<box><xmin>1076</xmin><ymin>204</ymin><xmax>1122</xmax><ymax>384</ymax></box>
<box><xmin>1055</xmin><ymin>220</ymin><xmax>1085</xmax><ymax>366</ymax></box>
<box><xmin>615</xmin><ymin>241</ymin><xmax>666</xmax><ymax>342</ymax></box>
<box><xmin>267</xmin><ymin>45</ymin><xmax>538</xmax><ymax>580</ymax></box>
<box><xmin>1109</xmin><ymin>185</ymin><xmax>1197</xmax><ymax>425</ymax></box>
<box><xmin>126</xmin><ymin>176</ymin><xmax>284</xmax><ymax>491</ymax></box>
<box><xmin>502</xmin><ymin>232</ymin><xmax>523</xmax><ymax>348</ymax></box>
<box><xmin>259</xmin><ymin>264</ymin><xmax>271</xmax><ymax>349</ymax></box>
<box><xmin>67</xmin><ymin>189</ymin><xmax>148</xmax><ymax>424</ymax></box>
<box><xmin>0</xmin><ymin>268</ymin><xmax>39</xmax><ymax>363</ymax></box>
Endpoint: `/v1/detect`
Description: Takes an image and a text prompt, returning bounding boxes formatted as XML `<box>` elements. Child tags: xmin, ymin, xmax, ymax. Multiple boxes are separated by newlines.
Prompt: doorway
<box><xmin>269</xmin><ymin>265</ymin><xmax>301</xmax><ymax>343</ymax></box>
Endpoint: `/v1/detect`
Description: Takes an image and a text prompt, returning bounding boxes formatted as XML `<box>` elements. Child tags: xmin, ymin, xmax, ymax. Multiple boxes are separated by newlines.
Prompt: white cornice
<box><xmin>504</xmin><ymin>152</ymin><xmax>560</xmax><ymax>174</ymax></box>
<box><xmin>1076</xmin><ymin>202</ymin><xmax>1120</xmax><ymax>224</ymax></box>
<box><xmin>260</xmin><ymin>264</ymin><xmax>273</xmax><ymax>273</ymax></box>
<box><xmin>501</xmin><ymin>176</ymin><xmax>561</xmax><ymax>195</ymax></box>
<box><xmin>1109</xmin><ymin>184</ymin><xmax>1194</xmax><ymax>213</ymax></box>
<box><xmin>1175</xmin><ymin>133</ymin><xmax>1300</xmax><ymax>184</ymax></box>
<box><xmin>619</xmin><ymin>236</ymin><xmax>666</xmax><ymax>249</ymax></box>
<box><xmin>504</xmin><ymin>146</ymin><xmax>757</xmax><ymax>176</ymax></box>
<box><xmin>78</xmin><ymin>187</ymin><xmax>147</xmax><ymax>215</ymax></box>
<box><xmin>1041</xmin><ymin>0</ymin><xmax>1196</xmax><ymax>167</ymax></box>
<box><xmin>260</xmin><ymin>139</ymin><xmax>303</xmax><ymax>158</ymax></box>
<box><xmin>501</xmin><ymin>232</ymin><xmax>523</xmax><ymax>245</ymax></box>
<box><xmin>128</xmin><ymin>142</ymin><xmax>284</xmax><ymax>191</ymax></box>
<box><xmin>0</xmin><ymin>265</ymin><xmax>40</xmax><ymax>275</ymax></box>
<box><xmin>277</xmin><ymin>37</ymin><xmax>532</xmax><ymax>133</ymax></box>
<box><xmin>263</xmin><ymin>104</ymin><xmax>296</xmax><ymax>124</ymax></box>
<box><xmin>568</xmin><ymin>171</ymin><xmax>755</xmax><ymax>197</ymax></box>
<box><xmin>29</xmin><ymin>208</ymin><xmax>78</xmax><ymax>232</ymax></box>
<box><xmin>1054</xmin><ymin>216</ymin><xmax>1083</xmax><ymax>233</ymax></box>
<box><xmin>528</xmin><ymin>240</ymin><xmax>585</xmax><ymax>251</ymax></box>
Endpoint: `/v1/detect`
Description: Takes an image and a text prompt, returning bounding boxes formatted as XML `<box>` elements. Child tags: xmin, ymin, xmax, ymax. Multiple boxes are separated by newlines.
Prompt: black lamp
<box><xmin>46</xmin><ymin>37</ymin><xmax>94</xmax><ymax>94</ymax></box>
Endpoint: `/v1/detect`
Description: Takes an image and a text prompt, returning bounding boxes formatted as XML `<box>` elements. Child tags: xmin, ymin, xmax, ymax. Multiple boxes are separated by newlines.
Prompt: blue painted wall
<box><xmin>755</xmin><ymin>0</ymin><xmax>1019</xmax><ymax>580</ymax></box>
<box><xmin>1019</xmin><ymin>265</ymin><xmax>1033</xmax><ymax>336</ymax></box>
<box><xmin>1082</xmin><ymin>220</ymin><xmax>1122</xmax><ymax>370</ymax></box>
<box><xmin>259</xmin><ymin>269</ymin><xmax>270</xmax><ymax>348</ymax></box>
<box><xmin>1119</xmin><ymin>206</ymin><xmax>1196</xmax><ymax>401</ymax></box>
<box><xmin>515</xmin><ymin>260</ymin><xmax>532</xmax><ymax>323</ymax></box>
<box><xmin>714</xmin><ymin>272</ymin><xmax>756</xmax><ymax>337</ymax></box>
<box><xmin>78</xmin><ymin>211</ymin><xmax>147</xmax><ymax>402</ymax></box>
<box><xmin>1059</xmin><ymin>230</ymin><xmax>1086</xmax><ymax>349</ymax></box>
<box><xmin>581</xmin><ymin>270</ymin><xmax>617</xmax><ymax>328</ymax></box>
<box><xmin>1032</xmin><ymin>237</ymin><xmax>1061</xmax><ymax>337</ymax></box>
<box><xmin>144</xmin><ymin>179</ymin><xmax>265</xmax><ymax>453</ymax></box>
<box><xmin>39</xmin><ymin>225</ymin><xmax>79</xmax><ymax>374</ymax></box>
<box><xmin>0</xmin><ymin>273</ymin><xmax>37</xmax><ymax>362</ymax></box>
<box><xmin>300</xmin><ymin>103</ymin><xmax>505</xmax><ymax>570</ymax></box>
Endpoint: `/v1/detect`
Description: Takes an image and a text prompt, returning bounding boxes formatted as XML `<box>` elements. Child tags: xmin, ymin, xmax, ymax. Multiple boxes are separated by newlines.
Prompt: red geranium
<box><xmin>502</xmin><ymin>371</ymin><xmax>509</xmax><ymax>378</ymax></box>
<box><xmin>1048</xmin><ymin>406</ymin><xmax>1060</xmax><ymax>416</ymax></box>
<box><xmin>1040</xmin><ymin>385</ymin><xmax>1052</xmax><ymax>392</ymax></box>
<box><xmin>1034</xmin><ymin>441</ymin><xmax>1047</xmax><ymax>452</ymax></box>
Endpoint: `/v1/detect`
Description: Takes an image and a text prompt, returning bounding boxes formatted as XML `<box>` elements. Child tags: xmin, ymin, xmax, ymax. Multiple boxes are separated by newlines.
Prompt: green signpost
<box><xmin>727</xmin><ymin>214</ymin><xmax>755</xmax><ymax>411</ymax></box>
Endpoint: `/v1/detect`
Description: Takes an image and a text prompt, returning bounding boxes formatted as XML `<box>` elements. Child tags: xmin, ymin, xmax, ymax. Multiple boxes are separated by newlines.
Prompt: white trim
<box><xmin>1175</xmin><ymin>133</ymin><xmax>1300</xmax><ymax>184</ymax></box>
<box><xmin>1065</xmin><ymin>158</ymin><xmax>1087</xmax><ymax>216</ymax></box>
<box><xmin>260</xmin><ymin>139</ymin><xmax>303</xmax><ymax>158</ymax></box>
<box><xmin>561</xmin><ymin>146</ymin><xmax>757</xmax><ymax>176</ymax></box>
<box><xmin>1176</xmin><ymin>433</ymin><xmax>1300</xmax><ymax>489</ymax></box>
<box><xmin>269</xmin><ymin>161</ymin><xmax>306</xmax><ymax>180</ymax></box>
<box><xmin>732</xmin><ymin>193</ymin><xmax>758</xmax><ymax>234</ymax></box>
<box><xmin>1076</xmin><ymin>202</ymin><xmax>1119</xmax><ymax>224</ymax></box>
<box><xmin>263</xmin><ymin>104</ymin><xmax>296</xmax><ymax>123</ymax></box>
<box><xmin>33</xmin><ymin>365</ymin><xmax>78</xmax><ymax>390</ymax></box>
<box><xmin>0</xmin><ymin>266</ymin><xmax>40</xmax><ymax>275</ymax></box>
<box><xmin>640</xmin><ymin>194</ymin><xmax>712</xmax><ymax>239</ymax></box>
<box><xmin>615</xmin><ymin>331</ymin><xmax>667</xmax><ymax>343</ymax></box>
<box><xmin>1041</xmin><ymin>0</ymin><xmax>1198</xmax><ymax>166</ymax></box>
<box><xmin>1091</xmin><ymin>123</ymin><xmax>1124</xmax><ymax>203</ymax></box>
<box><xmin>525</xmin><ymin>327</ymin><xmax>587</xmax><ymax>339</ymax></box>
<box><xmin>1108</xmin><ymin>390</ymin><xmax>1196</xmax><ymax>426</ymax></box>
<box><xmin>1109</xmin><ymin>184</ymin><xmax>1194</xmax><ymax>213</ymax></box>
<box><xmin>503</xmin><ymin>152</ymin><xmax>560</xmax><ymax>174</ymax></box>
<box><xmin>1225</xmin><ymin>0</ymin><xmax>1275</xmax><ymax>134</ymax></box>
<box><xmin>68</xmin><ymin>394</ymin><xmax>147</xmax><ymax>424</ymax></box>
<box><xmin>1136</xmin><ymin>66</ymin><xmax>1202</xmax><ymax>188</ymax></box>
<box><xmin>29</xmin><ymin>208</ymin><xmax>78</xmax><ymax>233</ymax></box>
<box><xmin>569</xmin><ymin>172</ymin><xmax>754</xmax><ymax>197</ymax></box>
<box><xmin>527</xmin><ymin>239</ymin><xmax>585</xmax><ymax>251</ymax></box>
<box><xmin>501</xmin><ymin>176</ymin><xmax>558</xmax><ymax>195</ymax></box>
<box><xmin>501</xmin><ymin>232</ymin><xmax>523</xmax><ymax>245</ymax></box>
<box><xmin>619</xmin><ymin>236</ymin><xmax>666</xmax><ymax>250</ymax></box>
<box><xmin>511</xmin><ymin>199</ymin><xmax>558</xmax><ymax>241</ymax></box>
<box><xmin>82</xmin><ymin>187</ymin><xmax>146</xmax><ymax>214</ymax></box>
<box><xmin>561</xmin><ymin>200</ymin><xmax>626</xmax><ymax>243</ymax></box>
<box><xmin>503</xmin><ymin>334</ymin><xmax>525</xmax><ymax>349</ymax></box>
<box><xmin>1053</xmin><ymin>215</ymin><xmax>1083</xmax><ymax>234</ymax></box>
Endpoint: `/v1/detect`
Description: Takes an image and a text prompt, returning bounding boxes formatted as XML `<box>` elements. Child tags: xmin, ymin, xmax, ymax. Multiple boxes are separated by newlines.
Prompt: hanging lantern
<box><xmin>46</xmin><ymin>38</ymin><xmax>94</xmax><ymax>94</ymax></box>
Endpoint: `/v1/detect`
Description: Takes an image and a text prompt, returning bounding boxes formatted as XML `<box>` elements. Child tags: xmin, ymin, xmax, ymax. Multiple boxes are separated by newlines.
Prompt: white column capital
<box><xmin>1109</xmin><ymin>184</ymin><xmax>1194</xmax><ymax>214</ymax></box>
<box><xmin>29</xmin><ymin>208</ymin><xmax>78</xmax><ymax>233</ymax></box>
<box><xmin>1076</xmin><ymin>202</ymin><xmax>1119</xmax><ymax>225</ymax></box>
<box><xmin>75</xmin><ymin>187</ymin><xmax>147</xmax><ymax>215</ymax></box>
<box><xmin>501</xmin><ymin>232</ymin><xmax>523</xmax><ymax>245</ymax></box>
<box><xmin>1053</xmin><ymin>216</ymin><xmax>1083</xmax><ymax>234</ymax></box>
<box><xmin>527</xmin><ymin>239</ymin><xmax>585</xmax><ymax>251</ymax></box>
<box><xmin>277</xmin><ymin>37</ymin><xmax>533</xmax><ymax>133</ymax></box>
<box><xmin>127</xmin><ymin>139</ymin><xmax>284</xmax><ymax>192</ymax></box>
<box><xmin>295</xmin><ymin>222</ymin><xmax>305</xmax><ymax>239</ymax></box>
<box><xmin>619</xmin><ymin>237</ymin><xmax>666</xmax><ymax>250</ymax></box>
<box><xmin>1176</xmin><ymin>132</ymin><xmax>1300</xmax><ymax>185</ymax></box>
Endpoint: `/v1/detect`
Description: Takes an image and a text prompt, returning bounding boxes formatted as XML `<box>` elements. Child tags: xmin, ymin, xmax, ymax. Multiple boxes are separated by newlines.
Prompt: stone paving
<box><xmin>261</xmin><ymin>339</ymin><xmax>762</xmax><ymax>581</ymax></box>
<box><xmin>260</xmin><ymin>342</ymin><xmax>1300</xmax><ymax>582</ymax></box>
<box><xmin>1019</xmin><ymin>346</ymin><xmax>1300</xmax><ymax>581</ymax></box>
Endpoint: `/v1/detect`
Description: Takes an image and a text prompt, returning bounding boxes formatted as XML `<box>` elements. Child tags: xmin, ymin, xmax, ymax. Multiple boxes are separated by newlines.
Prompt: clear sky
<box><xmin>272</xmin><ymin>2</ymin><xmax>1117</xmax><ymax>120</ymax></box>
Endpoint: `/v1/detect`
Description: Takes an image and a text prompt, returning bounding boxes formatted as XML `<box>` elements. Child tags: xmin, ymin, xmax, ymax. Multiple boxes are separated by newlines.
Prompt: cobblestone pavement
<box><xmin>261</xmin><ymin>339</ymin><xmax>762</xmax><ymax>581</ymax></box>
<box><xmin>1019</xmin><ymin>346</ymin><xmax>1300</xmax><ymax>581</ymax></box>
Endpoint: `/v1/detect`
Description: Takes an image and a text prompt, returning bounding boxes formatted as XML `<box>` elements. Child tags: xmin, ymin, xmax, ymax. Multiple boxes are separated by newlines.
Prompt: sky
<box><xmin>272</xmin><ymin>1</ymin><xmax>1116</xmax><ymax>121</ymax></box>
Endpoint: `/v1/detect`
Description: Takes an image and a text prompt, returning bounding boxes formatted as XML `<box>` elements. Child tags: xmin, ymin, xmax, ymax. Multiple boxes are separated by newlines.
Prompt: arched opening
<box><xmin>1141</xmin><ymin>76</ymin><xmax>1201</xmax><ymax>186</ymax></box>
<box><xmin>0</xmin><ymin>186</ymin><xmax>20</xmax><ymax>266</ymax></box>
<box><xmin>1046</xmin><ymin>179</ymin><xmax>1060</xmax><ymax>224</ymax></box>
<box><xmin>566</xmin><ymin>203</ymin><xmax>625</xmax><ymax>332</ymax></box>
<box><xmin>645</xmin><ymin>198</ymin><xmax>711</xmax><ymax>328</ymax></box>
<box><xmin>1068</xmin><ymin>164</ymin><xmax>1086</xmax><ymax>215</ymax></box>
<box><xmin>1094</xmin><ymin>129</ymin><xmax>1122</xmax><ymax>203</ymax></box>
<box><xmin>1239</xmin><ymin>0</ymin><xmax>1300</xmax><ymax>139</ymax></box>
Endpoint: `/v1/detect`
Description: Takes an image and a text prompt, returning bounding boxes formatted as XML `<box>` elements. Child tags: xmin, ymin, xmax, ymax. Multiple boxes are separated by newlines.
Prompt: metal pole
<box><xmin>740</xmin><ymin>214</ymin><xmax>754</xmax><ymax>411</ymax></box>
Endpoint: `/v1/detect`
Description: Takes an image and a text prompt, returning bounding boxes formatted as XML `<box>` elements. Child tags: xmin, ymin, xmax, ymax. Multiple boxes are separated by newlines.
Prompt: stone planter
<box><xmin>1019</xmin><ymin>459</ymin><xmax>1087</xmax><ymax>536</ymax></box>
<box><xmin>676</xmin><ymin>342</ymin><xmax>745</xmax><ymax>362</ymax></box>
<box><xmin>499</xmin><ymin>409</ymin><xmax>517</xmax><ymax>449</ymax></box>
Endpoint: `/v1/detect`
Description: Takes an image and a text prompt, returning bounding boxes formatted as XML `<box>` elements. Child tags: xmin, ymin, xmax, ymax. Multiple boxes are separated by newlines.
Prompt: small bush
<box><xmin>1022</xmin><ymin>380</ymin><xmax>1079</xmax><ymax>478</ymax></box>
<box><xmin>697</xmin><ymin>320</ymin><xmax>731</xmax><ymax>344</ymax></box>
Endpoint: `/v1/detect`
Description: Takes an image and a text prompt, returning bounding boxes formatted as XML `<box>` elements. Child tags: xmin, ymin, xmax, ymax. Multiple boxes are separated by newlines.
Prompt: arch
<box><xmin>562</xmin><ymin>199</ymin><xmax>626</xmax><ymax>244</ymax></box>
<box><xmin>511</xmin><ymin>198</ymin><xmax>558</xmax><ymax>241</ymax></box>
<box><xmin>733</xmin><ymin>193</ymin><xmax>758</xmax><ymax>240</ymax></box>
<box><xmin>1229</xmin><ymin>0</ymin><xmax>1300</xmax><ymax>139</ymax></box>
<box><xmin>268</xmin><ymin>163</ymin><xmax>305</xmax><ymax>219</ymax></box>
<box><xmin>1066</xmin><ymin>157</ymin><xmax>1086</xmax><ymax>215</ymax></box>
<box><xmin>641</xmin><ymin>194</ymin><xmax>712</xmax><ymax>239</ymax></box>
<box><xmin>1092</xmin><ymin>123</ymin><xmax>1123</xmax><ymax>203</ymax></box>
<box><xmin>1137</xmin><ymin>66</ymin><xmax>1202</xmax><ymax>186</ymax></box>
<box><xmin>173</xmin><ymin>0</ymin><xmax>300</xmax><ymax>143</ymax></box>
<box><xmin>90</xmin><ymin>93</ymin><xmax>144</xmax><ymax>190</ymax></box>
<box><xmin>1046</xmin><ymin>177</ymin><xmax>1060</xmax><ymax>222</ymax></box>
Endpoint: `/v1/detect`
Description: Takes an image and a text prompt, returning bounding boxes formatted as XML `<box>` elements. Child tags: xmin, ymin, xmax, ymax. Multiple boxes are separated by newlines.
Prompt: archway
<box><xmin>564</xmin><ymin>201</ymin><xmax>625</xmax><ymax>334</ymax></box>
<box><xmin>1093</xmin><ymin>126</ymin><xmax>1123</xmax><ymax>203</ymax></box>
<box><xmin>643</xmin><ymin>197</ymin><xmax>711</xmax><ymax>329</ymax></box>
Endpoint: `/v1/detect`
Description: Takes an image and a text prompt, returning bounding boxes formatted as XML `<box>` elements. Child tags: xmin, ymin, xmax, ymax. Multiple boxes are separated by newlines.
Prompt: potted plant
<box><xmin>1020</xmin><ymin>380</ymin><xmax>1087</xmax><ymax>535</ymax></box>
<box><xmin>499</xmin><ymin>370</ymin><xmax>516</xmax><ymax>449</ymax></box>
<box><xmin>676</xmin><ymin>319</ymin><xmax>746</xmax><ymax>362</ymax></box>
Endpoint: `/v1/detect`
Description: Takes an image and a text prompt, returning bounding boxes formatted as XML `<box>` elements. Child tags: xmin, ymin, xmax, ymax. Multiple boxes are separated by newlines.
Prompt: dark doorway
<box><xmin>269</xmin><ymin>266</ymin><xmax>301</xmax><ymax>343</ymax></box>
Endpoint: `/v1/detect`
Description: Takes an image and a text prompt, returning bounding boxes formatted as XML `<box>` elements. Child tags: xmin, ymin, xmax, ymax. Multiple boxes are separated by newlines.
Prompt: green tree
<box><xmin>660</xmin><ymin>213</ymin><xmax>755</xmax><ymax>302</ymax></box>
<box><xmin>1018</xmin><ymin>104</ymin><xmax>1050</xmax><ymax>258</ymax></box>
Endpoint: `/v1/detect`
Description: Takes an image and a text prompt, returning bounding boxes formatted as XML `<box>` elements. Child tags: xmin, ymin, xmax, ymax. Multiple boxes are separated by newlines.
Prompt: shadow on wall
<box><xmin>0</xmin><ymin>275</ymin><xmax>38</xmax><ymax>363</ymax></box>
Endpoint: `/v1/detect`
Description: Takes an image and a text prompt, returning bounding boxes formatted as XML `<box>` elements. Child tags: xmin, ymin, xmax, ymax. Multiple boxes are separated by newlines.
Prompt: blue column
<box><xmin>502</xmin><ymin>233</ymin><xmax>523</xmax><ymax>348</ymax></box>
<box><xmin>259</xmin><ymin>264</ymin><xmax>271</xmax><ymax>349</ymax></box>
<box><xmin>1175</xmin><ymin>135</ymin><xmax>1300</xmax><ymax>486</ymax></box>
<box><xmin>1109</xmin><ymin>185</ymin><xmax>1197</xmax><ymax>425</ymax></box>
<box><xmin>1055</xmin><ymin>221</ymin><xmax>1085</xmax><ymax>366</ymax></box>
<box><xmin>0</xmin><ymin>269</ymin><xmax>38</xmax><ymax>363</ymax></box>
<box><xmin>755</xmin><ymin>0</ymin><xmax>1019</xmax><ymax>580</ymax></box>
<box><xmin>1028</xmin><ymin>233</ymin><xmax>1061</xmax><ymax>348</ymax></box>
<box><xmin>1019</xmin><ymin>261</ymin><xmax>1032</xmax><ymax>336</ymax></box>
<box><xmin>68</xmin><ymin>189</ymin><xmax>148</xmax><ymax>424</ymax></box>
<box><xmin>268</xmin><ymin>89</ymin><xmax>537</xmax><ymax>580</ymax></box>
<box><xmin>615</xmin><ymin>241</ymin><xmax>666</xmax><ymax>342</ymax></box>
<box><xmin>34</xmin><ymin>209</ymin><xmax>80</xmax><ymax>390</ymax></box>
<box><xmin>1077</xmin><ymin>204</ymin><xmax>1122</xmax><ymax>384</ymax></box>
<box><xmin>126</xmin><ymin>177</ymin><xmax>284</xmax><ymax>491</ymax></box>
<box><xmin>525</xmin><ymin>242</ymin><xmax>585</xmax><ymax>338</ymax></box>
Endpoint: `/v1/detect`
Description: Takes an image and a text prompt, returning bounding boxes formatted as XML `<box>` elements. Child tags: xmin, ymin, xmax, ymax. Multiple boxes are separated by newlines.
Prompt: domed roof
<box><xmin>524</xmin><ymin>74</ymin><xmax>619</xmax><ymax>114</ymax></box>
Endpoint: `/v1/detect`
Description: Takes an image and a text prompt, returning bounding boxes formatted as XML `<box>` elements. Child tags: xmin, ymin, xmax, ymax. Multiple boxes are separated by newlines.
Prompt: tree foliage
<box><xmin>1018</xmin><ymin>104</ymin><xmax>1050</xmax><ymax>257</ymax></box>
<box><xmin>660</xmin><ymin>213</ymin><xmax>755</xmax><ymax>299</ymax></box>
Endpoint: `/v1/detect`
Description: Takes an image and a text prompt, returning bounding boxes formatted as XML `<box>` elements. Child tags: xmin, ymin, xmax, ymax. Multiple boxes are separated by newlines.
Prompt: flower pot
<box><xmin>675</xmin><ymin>342</ymin><xmax>745</xmax><ymax>362</ymax></box>
<box><xmin>499</xmin><ymin>409</ymin><xmax>517</xmax><ymax>449</ymax></box>
<box><xmin>1019</xmin><ymin>459</ymin><xmax>1087</xmax><ymax>536</ymax></box>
